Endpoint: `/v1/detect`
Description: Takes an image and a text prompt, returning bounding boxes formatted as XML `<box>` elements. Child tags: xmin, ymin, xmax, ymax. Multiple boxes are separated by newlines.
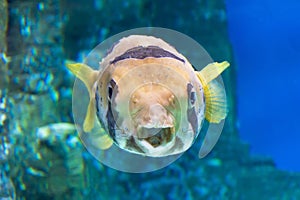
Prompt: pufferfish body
<box><xmin>67</xmin><ymin>35</ymin><xmax>229</xmax><ymax>157</ymax></box>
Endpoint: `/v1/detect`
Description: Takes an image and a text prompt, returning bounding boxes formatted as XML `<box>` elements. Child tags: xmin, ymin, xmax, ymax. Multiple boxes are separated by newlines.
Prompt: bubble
<box><xmin>71</xmin><ymin>27</ymin><xmax>227</xmax><ymax>173</ymax></box>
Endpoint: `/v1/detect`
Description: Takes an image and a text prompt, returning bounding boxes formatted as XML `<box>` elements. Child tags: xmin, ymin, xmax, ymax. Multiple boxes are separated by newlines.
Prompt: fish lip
<box><xmin>136</xmin><ymin>125</ymin><xmax>175</xmax><ymax>145</ymax></box>
<box><xmin>136</xmin><ymin>110</ymin><xmax>175</xmax><ymax>138</ymax></box>
<box><xmin>139</xmin><ymin>124</ymin><xmax>173</xmax><ymax>128</ymax></box>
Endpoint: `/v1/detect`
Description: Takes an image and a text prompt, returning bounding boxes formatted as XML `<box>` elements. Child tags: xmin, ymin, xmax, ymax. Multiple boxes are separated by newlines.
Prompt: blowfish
<box><xmin>67</xmin><ymin>35</ymin><xmax>229</xmax><ymax>157</ymax></box>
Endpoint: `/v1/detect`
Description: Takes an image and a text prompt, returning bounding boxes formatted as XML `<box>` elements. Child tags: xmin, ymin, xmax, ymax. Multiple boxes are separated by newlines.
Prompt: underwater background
<box><xmin>0</xmin><ymin>0</ymin><xmax>299</xmax><ymax>199</ymax></box>
<box><xmin>226</xmin><ymin>0</ymin><xmax>300</xmax><ymax>172</ymax></box>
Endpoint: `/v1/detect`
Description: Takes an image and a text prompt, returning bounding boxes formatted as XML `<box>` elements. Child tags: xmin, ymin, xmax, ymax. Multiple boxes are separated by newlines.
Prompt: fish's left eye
<box><xmin>190</xmin><ymin>91</ymin><xmax>196</xmax><ymax>105</ymax></box>
<box><xmin>187</xmin><ymin>83</ymin><xmax>196</xmax><ymax>106</ymax></box>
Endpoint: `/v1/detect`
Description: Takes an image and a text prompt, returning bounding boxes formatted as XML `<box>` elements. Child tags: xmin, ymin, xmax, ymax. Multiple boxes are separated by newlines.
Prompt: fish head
<box><xmin>128</xmin><ymin>83</ymin><xmax>179</xmax><ymax>154</ymax></box>
<box><xmin>105</xmin><ymin>60</ymin><xmax>205</xmax><ymax>157</ymax></box>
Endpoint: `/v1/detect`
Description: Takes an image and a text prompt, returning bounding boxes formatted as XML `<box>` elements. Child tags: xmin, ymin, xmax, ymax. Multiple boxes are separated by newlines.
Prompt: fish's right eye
<box><xmin>108</xmin><ymin>85</ymin><xmax>113</xmax><ymax>101</ymax></box>
<box><xmin>107</xmin><ymin>79</ymin><xmax>116</xmax><ymax>102</ymax></box>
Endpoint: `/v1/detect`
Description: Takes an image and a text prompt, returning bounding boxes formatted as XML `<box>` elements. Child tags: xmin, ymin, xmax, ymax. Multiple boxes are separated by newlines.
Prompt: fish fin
<box><xmin>83</xmin><ymin>98</ymin><xmax>96</xmax><ymax>132</ymax></box>
<box><xmin>203</xmin><ymin>80</ymin><xmax>227</xmax><ymax>123</ymax></box>
<box><xmin>66</xmin><ymin>62</ymin><xmax>98</xmax><ymax>132</ymax></box>
<box><xmin>196</xmin><ymin>61</ymin><xmax>229</xmax><ymax>123</ymax></box>
<box><xmin>92</xmin><ymin>134</ymin><xmax>114</xmax><ymax>150</ymax></box>
<box><xmin>196</xmin><ymin>61</ymin><xmax>230</xmax><ymax>87</ymax></box>
<box><xmin>66</xmin><ymin>62</ymin><xmax>98</xmax><ymax>94</ymax></box>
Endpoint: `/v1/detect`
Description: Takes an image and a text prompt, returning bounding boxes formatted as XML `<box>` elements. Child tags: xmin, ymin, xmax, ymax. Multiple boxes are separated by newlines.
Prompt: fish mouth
<box><xmin>137</xmin><ymin>126</ymin><xmax>175</xmax><ymax>146</ymax></box>
<box><xmin>133</xmin><ymin>125</ymin><xmax>176</xmax><ymax>156</ymax></box>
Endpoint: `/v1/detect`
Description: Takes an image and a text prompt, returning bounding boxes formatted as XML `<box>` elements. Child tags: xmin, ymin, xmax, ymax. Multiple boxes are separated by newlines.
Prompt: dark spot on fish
<box><xmin>126</xmin><ymin>136</ymin><xmax>144</xmax><ymax>153</ymax></box>
<box><xmin>110</xmin><ymin>46</ymin><xmax>185</xmax><ymax>64</ymax></box>
<box><xmin>95</xmin><ymin>86</ymin><xmax>100</xmax><ymax>114</ymax></box>
<box><xmin>187</xmin><ymin>107</ymin><xmax>198</xmax><ymax>135</ymax></box>
<box><xmin>108</xmin><ymin>86</ymin><xmax>113</xmax><ymax>101</ymax></box>
<box><xmin>187</xmin><ymin>83</ymin><xmax>198</xmax><ymax>134</ymax></box>
<box><xmin>190</xmin><ymin>91</ymin><xmax>196</xmax><ymax>105</ymax></box>
<box><xmin>95</xmin><ymin>86</ymin><xmax>106</xmax><ymax>129</ymax></box>
<box><xmin>187</xmin><ymin>83</ymin><xmax>196</xmax><ymax>106</ymax></box>
<box><xmin>106</xmin><ymin>79</ymin><xmax>118</xmax><ymax>143</ymax></box>
<box><xmin>106</xmin><ymin>103</ymin><xmax>117</xmax><ymax>143</ymax></box>
<box><xmin>187</xmin><ymin>83</ymin><xmax>193</xmax><ymax>93</ymax></box>
<box><xmin>107</xmin><ymin>79</ymin><xmax>116</xmax><ymax>101</ymax></box>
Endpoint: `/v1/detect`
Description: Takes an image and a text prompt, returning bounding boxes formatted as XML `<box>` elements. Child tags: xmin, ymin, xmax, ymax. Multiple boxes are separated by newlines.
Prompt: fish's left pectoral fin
<box><xmin>203</xmin><ymin>80</ymin><xmax>228</xmax><ymax>123</ymax></box>
<box><xmin>196</xmin><ymin>61</ymin><xmax>230</xmax><ymax>87</ymax></box>
<box><xmin>196</xmin><ymin>61</ymin><xmax>230</xmax><ymax>123</ymax></box>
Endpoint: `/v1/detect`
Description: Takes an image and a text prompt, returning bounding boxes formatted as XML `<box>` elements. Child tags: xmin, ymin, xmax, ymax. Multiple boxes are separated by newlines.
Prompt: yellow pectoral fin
<box><xmin>91</xmin><ymin>134</ymin><xmax>114</xmax><ymax>150</ymax></box>
<box><xmin>196</xmin><ymin>61</ymin><xmax>230</xmax><ymax>87</ymax></box>
<box><xmin>66</xmin><ymin>62</ymin><xmax>99</xmax><ymax>132</ymax></box>
<box><xmin>196</xmin><ymin>61</ymin><xmax>230</xmax><ymax>123</ymax></box>
<box><xmin>203</xmin><ymin>80</ymin><xmax>228</xmax><ymax>123</ymax></box>
<box><xmin>66</xmin><ymin>62</ymin><xmax>98</xmax><ymax>94</ymax></box>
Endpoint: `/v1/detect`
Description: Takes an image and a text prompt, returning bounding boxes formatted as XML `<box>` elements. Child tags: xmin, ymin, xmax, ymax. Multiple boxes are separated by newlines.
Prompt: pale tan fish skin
<box><xmin>95</xmin><ymin>35</ymin><xmax>201</xmax><ymax>135</ymax></box>
<box><xmin>94</xmin><ymin>36</ymin><xmax>205</xmax><ymax>156</ymax></box>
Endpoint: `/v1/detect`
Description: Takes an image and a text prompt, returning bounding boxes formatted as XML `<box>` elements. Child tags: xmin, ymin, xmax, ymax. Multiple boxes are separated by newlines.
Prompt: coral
<box><xmin>9</xmin><ymin>123</ymin><xmax>86</xmax><ymax>199</ymax></box>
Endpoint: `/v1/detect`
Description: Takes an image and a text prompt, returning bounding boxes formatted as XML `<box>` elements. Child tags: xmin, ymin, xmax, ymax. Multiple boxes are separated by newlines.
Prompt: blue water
<box><xmin>226</xmin><ymin>0</ymin><xmax>300</xmax><ymax>171</ymax></box>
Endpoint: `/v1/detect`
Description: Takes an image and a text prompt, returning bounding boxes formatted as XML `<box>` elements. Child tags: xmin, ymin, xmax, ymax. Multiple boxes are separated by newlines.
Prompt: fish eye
<box><xmin>107</xmin><ymin>79</ymin><xmax>116</xmax><ymax>101</ymax></box>
<box><xmin>108</xmin><ymin>85</ymin><xmax>113</xmax><ymax>101</ymax></box>
<box><xmin>190</xmin><ymin>91</ymin><xmax>196</xmax><ymax>105</ymax></box>
<box><xmin>187</xmin><ymin>83</ymin><xmax>196</xmax><ymax>106</ymax></box>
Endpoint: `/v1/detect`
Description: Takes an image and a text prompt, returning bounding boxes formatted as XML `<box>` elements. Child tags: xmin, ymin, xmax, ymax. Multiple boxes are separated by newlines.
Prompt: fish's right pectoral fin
<box><xmin>83</xmin><ymin>98</ymin><xmax>96</xmax><ymax>132</ymax></box>
<box><xmin>65</xmin><ymin>62</ymin><xmax>98</xmax><ymax>94</ymax></box>
<box><xmin>66</xmin><ymin>62</ymin><xmax>99</xmax><ymax>132</ymax></box>
<box><xmin>92</xmin><ymin>134</ymin><xmax>114</xmax><ymax>150</ymax></box>
<box><xmin>196</xmin><ymin>61</ymin><xmax>230</xmax><ymax>123</ymax></box>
